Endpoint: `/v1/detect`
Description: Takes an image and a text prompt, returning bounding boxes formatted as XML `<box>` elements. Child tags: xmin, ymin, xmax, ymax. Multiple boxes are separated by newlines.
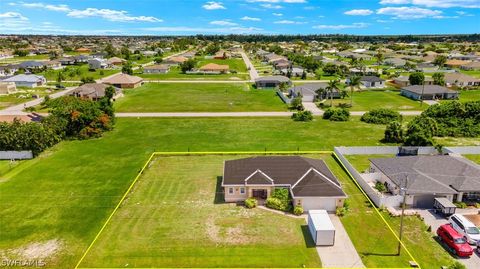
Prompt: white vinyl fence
<box><xmin>0</xmin><ymin>151</ymin><xmax>33</xmax><ymax>160</ymax></box>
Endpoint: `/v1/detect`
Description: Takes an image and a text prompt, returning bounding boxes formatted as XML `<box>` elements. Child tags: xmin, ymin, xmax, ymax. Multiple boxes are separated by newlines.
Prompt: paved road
<box><xmin>418</xmin><ymin>209</ymin><xmax>480</xmax><ymax>269</ymax></box>
<box><xmin>240</xmin><ymin>51</ymin><xmax>258</xmax><ymax>81</ymax></box>
<box><xmin>1</xmin><ymin>87</ymin><xmax>75</xmax><ymax>113</ymax></box>
<box><xmin>315</xmin><ymin>214</ymin><xmax>365</xmax><ymax>268</ymax></box>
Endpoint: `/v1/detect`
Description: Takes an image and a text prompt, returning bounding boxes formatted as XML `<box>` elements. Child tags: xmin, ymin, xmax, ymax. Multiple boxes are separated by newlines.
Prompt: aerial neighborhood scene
<box><xmin>1</xmin><ymin>0</ymin><xmax>480</xmax><ymax>269</ymax></box>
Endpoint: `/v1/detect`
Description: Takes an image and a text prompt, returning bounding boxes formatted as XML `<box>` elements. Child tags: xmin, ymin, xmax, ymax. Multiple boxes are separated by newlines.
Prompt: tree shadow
<box><xmin>301</xmin><ymin>225</ymin><xmax>316</xmax><ymax>248</ymax></box>
<box><xmin>213</xmin><ymin>176</ymin><xmax>225</xmax><ymax>204</ymax></box>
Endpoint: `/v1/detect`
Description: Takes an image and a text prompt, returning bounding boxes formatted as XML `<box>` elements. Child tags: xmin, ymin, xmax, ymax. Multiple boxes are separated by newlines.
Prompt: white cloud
<box><xmin>274</xmin><ymin>19</ymin><xmax>305</xmax><ymax>24</ymax></box>
<box><xmin>313</xmin><ymin>22</ymin><xmax>369</xmax><ymax>30</ymax></box>
<box><xmin>379</xmin><ymin>0</ymin><xmax>480</xmax><ymax>8</ymax></box>
<box><xmin>210</xmin><ymin>20</ymin><xmax>238</xmax><ymax>26</ymax></box>
<box><xmin>377</xmin><ymin>6</ymin><xmax>442</xmax><ymax>19</ymax></box>
<box><xmin>143</xmin><ymin>26</ymin><xmax>263</xmax><ymax>34</ymax></box>
<box><xmin>20</xmin><ymin>2</ymin><xmax>71</xmax><ymax>12</ymax></box>
<box><xmin>67</xmin><ymin>8</ymin><xmax>162</xmax><ymax>22</ymax></box>
<box><xmin>344</xmin><ymin>9</ymin><xmax>374</xmax><ymax>16</ymax></box>
<box><xmin>0</xmin><ymin>11</ymin><xmax>28</xmax><ymax>20</ymax></box>
<box><xmin>247</xmin><ymin>0</ymin><xmax>306</xmax><ymax>2</ymax></box>
<box><xmin>261</xmin><ymin>3</ymin><xmax>283</xmax><ymax>9</ymax></box>
<box><xmin>241</xmin><ymin>16</ymin><xmax>261</xmax><ymax>21</ymax></box>
<box><xmin>273</xmin><ymin>12</ymin><xmax>283</xmax><ymax>16</ymax></box>
<box><xmin>202</xmin><ymin>1</ymin><xmax>226</xmax><ymax>10</ymax></box>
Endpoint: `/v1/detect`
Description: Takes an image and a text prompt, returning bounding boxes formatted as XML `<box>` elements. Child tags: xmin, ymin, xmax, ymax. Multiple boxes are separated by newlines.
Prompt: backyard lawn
<box><xmin>323</xmin><ymin>89</ymin><xmax>425</xmax><ymax>111</ymax></box>
<box><xmin>40</xmin><ymin>65</ymin><xmax>119</xmax><ymax>81</ymax></box>
<box><xmin>114</xmin><ymin>83</ymin><xmax>287</xmax><ymax>112</ymax></box>
<box><xmin>80</xmin><ymin>155</ymin><xmax>321</xmax><ymax>267</ymax></box>
<box><xmin>459</xmin><ymin>90</ymin><xmax>480</xmax><ymax>102</ymax></box>
<box><xmin>197</xmin><ymin>58</ymin><xmax>248</xmax><ymax>72</ymax></box>
<box><xmin>137</xmin><ymin>66</ymin><xmax>249</xmax><ymax>81</ymax></box>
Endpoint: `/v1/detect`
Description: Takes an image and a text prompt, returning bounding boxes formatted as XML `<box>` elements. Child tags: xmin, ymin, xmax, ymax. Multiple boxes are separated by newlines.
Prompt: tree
<box><xmin>204</xmin><ymin>43</ymin><xmax>220</xmax><ymax>55</ymax></box>
<box><xmin>122</xmin><ymin>61</ymin><xmax>133</xmax><ymax>75</ymax></box>
<box><xmin>80</xmin><ymin>76</ymin><xmax>95</xmax><ymax>84</ymax></box>
<box><xmin>301</xmin><ymin>70</ymin><xmax>307</xmax><ymax>80</ymax></box>
<box><xmin>347</xmin><ymin>75</ymin><xmax>361</xmax><ymax>107</ymax></box>
<box><xmin>13</xmin><ymin>49</ymin><xmax>28</xmax><ymax>57</ymax></box>
<box><xmin>432</xmin><ymin>72</ymin><xmax>445</xmax><ymax>86</ymax></box>
<box><xmin>322</xmin><ymin>63</ymin><xmax>338</xmax><ymax>76</ymax></box>
<box><xmin>326</xmin><ymin>79</ymin><xmax>341</xmax><ymax>107</ymax></box>
<box><xmin>104</xmin><ymin>43</ymin><xmax>116</xmax><ymax>58</ymax></box>
<box><xmin>121</xmin><ymin>46</ymin><xmax>131</xmax><ymax>60</ymax></box>
<box><xmin>180</xmin><ymin>58</ymin><xmax>196</xmax><ymax>73</ymax></box>
<box><xmin>290</xmin><ymin>96</ymin><xmax>303</xmax><ymax>111</ymax></box>
<box><xmin>384</xmin><ymin>121</ymin><xmax>404</xmax><ymax>143</ymax></box>
<box><xmin>433</xmin><ymin>55</ymin><xmax>447</xmax><ymax>67</ymax></box>
<box><xmin>409</xmin><ymin>72</ymin><xmax>425</xmax><ymax>86</ymax></box>
<box><xmin>376</xmin><ymin>51</ymin><xmax>384</xmax><ymax>65</ymax></box>
<box><xmin>56</xmin><ymin>71</ymin><xmax>65</xmax><ymax>85</ymax></box>
<box><xmin>154</xmin><ymin>57</ymin><xmax>163</xmax><ymax>64</ymax></box>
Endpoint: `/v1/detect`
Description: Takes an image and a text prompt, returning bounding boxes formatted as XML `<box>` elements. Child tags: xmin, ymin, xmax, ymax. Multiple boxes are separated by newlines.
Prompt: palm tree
<box><xmin>326</xmin><ymin>79</ymin><xmax>341</xmax><ymax>107</ymax></box>
<box><xmin>347</xmin><ymin>76</ymin><xmax>361</xmax><ymax>107</ymax></box>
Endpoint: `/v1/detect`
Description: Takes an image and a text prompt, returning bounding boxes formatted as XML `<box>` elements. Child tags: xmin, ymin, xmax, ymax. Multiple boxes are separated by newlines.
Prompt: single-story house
<box><xmin>214</xmin><ymin>50</ymin><xmax>229</xmax><ymax>59</ymax></box>
<box><xmin>445</xmin><ymin>59</ymin><xmax>469</xmax><ymax>68</ymax></box>
<box><xmin>369</xmin><ymin>155</ymin><xmax>480</xmax><ymax>208</ymax></box>
<box><xmin>143</xmin><ymin>64</ymin><xmax>171</xmax><ymax>74</ymax></box>
<box><xmin>1</xmin><ymin>74</ymin><xmax>46</xmax><ymax>88</ymax></box>
<box><xmin>0</xmin><ymin>82</ymin><xmax>17</xmax><ymax>95</ymax></box>
<box><xmin>164</xmin><ymin>56</ymin><xmax>188</xmax><ymax>65</ymax></box>
<box><xmin>288</xmin><ymin>82</ymin><xmax>331</xmax><ymax>102</ymax></box>
<box><xmin>88</xmin><ymin>58</ymin><xmax>108</xmax><ymax>70</ymax></box>
<box><xmin>460</xmin><ymin>62</ymin><xmax>480</xmax><ymax>70</ymax></box>
<box><xmin>222</xmin><ymin>156</ymin><xmax>347</xmax><ymax>212</ymax></box>
<box><xmin>444</xmin><ymin>73</ymin><xmax>480</xmax><ymax>87</ymax></box>
<box><xmin>74</xmin><ymin>55</ymin><xmax>91</xmax><ymax>63</ymax></box>
<box><xmin>198</xmin><ymin>63</ymin><xmax>229</xmax><ymax>74</ymax></box>
<box><xmin>280</xmin><ymin>66</ymin><xmax>304</xmax><ymax>77</ymax></box>
<box><xmin>101</xmin><ymin>73</ymin><xmax>143</xmax><ymax>89</ymax></box>
<box><xmin>400</xmin><ymin>85</ymin><xmax>458</xmax><ymax>100</ymax></box>
<box><xmin>70</xmin><ymin>83</ymin><xmax>122</xmax><ymax>101</ymax></box>
<box><xmin>75</xmin><ymin>47</ymin><xmax>91</xmax><ymax>53</ymax></box>
<box><xmin>44</xmin><ymin>60</ymin><xmax>62</xmax><ymax>70</ymax></box>
<box><xmin>393</xmin><ymin>76</ymin><xmax>434</xmax><ymax>87</ymax></box>
<box><xmin>384</xmin><ymin>58</ymin><xmax>406</xmax><ymax>67</ymax></box>
<box><xmin>254</xmin><ymin>75</ymin><xmax>291</xmax><ymax>89</ymax></box>
<box><xmin>59</xmin><ymin>57</ymin><xmax>76</xmax><ymax>65</ymax></box>
<box><xmin>19</xmin><ymin>61</ymin><xmax>45</xmax><ymax>70</ymax></box>
<box><xmin>107</xmin><ymin>57</ymin><xmax>126</xmax><ymax>66</ymax></box>
<box><xmin>274</xmin><ymin>59</ymin><xmax>291</xmax><ymax>70</ymax></box>
<box><xmin>357</xmin><ymin>76</ymin><xmax>385</xmax><ymax>88</ymax></box>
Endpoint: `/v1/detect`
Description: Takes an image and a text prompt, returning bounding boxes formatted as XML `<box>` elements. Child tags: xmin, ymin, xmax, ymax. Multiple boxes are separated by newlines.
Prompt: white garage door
<box><xmin>302</xmin><ymin>198</ymin><xmax>337</xmax><ymax>212</ymax></box>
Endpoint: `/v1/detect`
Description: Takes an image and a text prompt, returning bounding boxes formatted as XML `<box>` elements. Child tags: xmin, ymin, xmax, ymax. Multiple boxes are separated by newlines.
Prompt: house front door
<box><xmin>252</xmin><ymin>189</ymin><xmax>267</xmax><ymax>199</ymax></box>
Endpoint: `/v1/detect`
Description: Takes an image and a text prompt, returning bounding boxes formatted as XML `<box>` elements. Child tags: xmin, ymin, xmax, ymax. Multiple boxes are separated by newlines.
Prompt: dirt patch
<box><xmin>8</xmin><ymin>239</ymin><xmax>63</xmax><ymax>260</ymax></box>
<box><xmin>464</xmin><ymin>214</ymin><xmax>480</xmax><ymax>226</ymax></box>
<box><xmin>205</xmin><ymin>218</ymin><xmax>250</xmax><ymax>245</ymax></box>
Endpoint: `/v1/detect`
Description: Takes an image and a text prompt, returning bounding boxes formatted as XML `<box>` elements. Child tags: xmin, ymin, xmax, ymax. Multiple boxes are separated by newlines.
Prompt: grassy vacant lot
<box><xmin>345</xmin><ymin>154</ymin><xmax>454</xmax><ymax>268</ymax></box>
<box><xmin>0</xmin><ymin>54</ymin><xmax>49</xmax><ymax>64</ymax></box>
<box><xmin>459</xmin><ymin>90</ymin><xmax>480</xmax><ymax>102</ymax></box>
<box><xmin>197</xmin><ymin>58</ymin><xmax>248</xmax><ymax>72</ymax></box>
<box><xmin>323</xmin><ymin>89</ymin><xmax>424</xmax><ymax>111</ymax></box>
<box><xmin>114</xmin><ymin>83</ymin><xmax>287</xmax><ymax>112</ymax></box>
<box><xmin>40</xmin><ymin>65</ymin><xmax>119</xmax><ymax>81</ymax></box>
<box><xmin>459</xmin><ymin>69</ymin><xmax>480</xmax><ymax>78</ymax></box>
<box><xmin>0</xmin><ymin>88</ymin><xmax>52</xmax><ymax>110</ymax></box>
<box><xmin>81</xmin><ymin>155</ymin><xmax>321</xmax><ymax>267</ymax></box>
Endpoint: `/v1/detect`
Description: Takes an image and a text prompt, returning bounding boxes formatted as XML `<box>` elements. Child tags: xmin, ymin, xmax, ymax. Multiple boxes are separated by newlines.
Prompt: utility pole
<box><xmin>397</xmin><ymin>176</ymin><xmax>408</xmax><ymax>256</ymax></box>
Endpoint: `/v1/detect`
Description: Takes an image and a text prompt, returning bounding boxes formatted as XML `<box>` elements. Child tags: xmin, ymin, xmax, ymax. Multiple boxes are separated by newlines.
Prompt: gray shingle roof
<box><xmin>370</xmin><ymin>155</ymin><xmax>480</xmax><ymax>194</ymax></box>
<box><xmin>401</xmin><ymin>85</ymin><xmax>457</xmax><ymax>95</ymax></box>
<box><xmin>254</xmin><ymin>75</ymin><xmax>291</xmax><ymax>83</ymax></box>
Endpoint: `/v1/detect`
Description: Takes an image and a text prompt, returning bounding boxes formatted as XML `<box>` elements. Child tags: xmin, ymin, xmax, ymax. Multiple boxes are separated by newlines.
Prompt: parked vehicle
<box><xmin>437</xmin><ymin>224</ymin><xmax>473</xmax><ymax>257</ymax></box>
<box><xmin>448</xmin><ymin>214</ymin><xmax>480</xmax><ymax>245</ymax></box>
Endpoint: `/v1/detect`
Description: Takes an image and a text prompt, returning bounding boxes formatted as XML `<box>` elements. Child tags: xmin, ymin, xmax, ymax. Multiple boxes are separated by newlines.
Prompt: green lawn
<box><xmin>0</xmin><ymin>117</ymin><xmax>469</xmax><ymax>268</ymax></box>
<box><xmin>40</xmin><ymin>65</ymin><xmax>119</xmax><ymax>81</ymax></box>
<box><xmin>344</xmin><ymin>154</ymin><xmax>454</xmax><ymax>269</ymax></box>
<box><xmin>0</xmin><ymin>55</ymin><xmax>49</xmax><ymax>64</ymax></box>
<box><xmin>464</xmin><ymin>155</ymin><xmax>480</xmax><ymax>164</ymax></box>
<box><xmin>81</xmin><ymin>155</ymin><xmax>321</xmax><ymax>267</ymax></box>
<box><xmin>197</xmin><ymin>58</ymin><xmax>247</xmax><ymax>72</ymax></box>
<box><xmin>114</xmin><ymin>83</ymin><xmax>287</xmax><ymax>112</ymax></box>
<box><xmin>459</xmin><ymin>90</ymin><xmax>480</xmax><ymax>102</ymax></box>
<box><xmin>323</xmin><ymin>89</ymin><xmax>425</xmax><ymax>111</ymax></box>
<box><xmin>0</xmin><ymin>160</ymin><xmax>23</xmax><ymax>176</ymax></box>
<box><xmin>0</xmin><ymin>88</ymin><xmax>52</xmax><ymax>110</ymax></box>
<box><xmin>459</xmin><ymin>69</ymin><xmax>480</xmax><ymax>79</ymax></box>
<box><xmin>137</xmin><ymin>66</ymin><xmax>249</xmax><ymax>81</ymax></box>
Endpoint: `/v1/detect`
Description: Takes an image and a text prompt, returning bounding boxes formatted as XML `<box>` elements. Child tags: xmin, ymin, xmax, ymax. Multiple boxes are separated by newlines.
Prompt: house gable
<box><xmin>245</xmin><ymin>169</ymin><xmax>274</xmax><ymax>185</ymax></box>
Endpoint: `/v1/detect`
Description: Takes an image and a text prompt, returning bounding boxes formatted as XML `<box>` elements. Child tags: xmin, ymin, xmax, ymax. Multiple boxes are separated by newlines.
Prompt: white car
<box><xmin>449</xmin><ymin>214</ymin><xmax>480</xmax><ymax>245</ymax></box>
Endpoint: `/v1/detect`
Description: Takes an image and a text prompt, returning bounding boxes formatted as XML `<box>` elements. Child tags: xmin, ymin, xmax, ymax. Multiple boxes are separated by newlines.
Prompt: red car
<box><xmin>437</xmin><ymin>224</ymin><xmax>473</xmax><ymax>257</ymax></box>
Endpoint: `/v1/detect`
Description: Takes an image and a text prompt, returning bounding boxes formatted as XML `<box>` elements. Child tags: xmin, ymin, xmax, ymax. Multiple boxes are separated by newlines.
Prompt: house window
<box><xmin>228</xmin><ymin>188</ymin><xmax>234</xmax><ymax>194</ymax></box>
<box><xmin>240</xmin><ymin>187</ymin><xmax>245</xmax><ymax>194</ymax></box>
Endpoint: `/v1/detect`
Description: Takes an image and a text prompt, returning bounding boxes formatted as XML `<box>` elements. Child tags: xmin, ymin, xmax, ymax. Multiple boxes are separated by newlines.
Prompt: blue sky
<box><xmin>1</xmin><ymin>0</ymin><xmax>479</xmax><ymax>35</ymax></box>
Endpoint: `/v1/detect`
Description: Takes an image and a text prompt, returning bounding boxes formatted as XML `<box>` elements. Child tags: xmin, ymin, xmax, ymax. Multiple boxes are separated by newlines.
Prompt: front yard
<box><xmin>114</xmin><ymin>83</ymin><xmax>287</xmax><ymax>112</ymax></box>
<box><xmin>40</xmin><ymin>65</ymin><xmax>119</xmax><ymax>81</ymax></box>
<box><xmin>79</xmin><ymin>155</ymin><xmax>321</xmax><ymax>267</ymax></box>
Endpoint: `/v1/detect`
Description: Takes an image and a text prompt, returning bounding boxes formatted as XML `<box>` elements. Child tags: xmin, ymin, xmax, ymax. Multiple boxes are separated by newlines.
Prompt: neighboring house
<box><xmin>143</xmin><ymin>64</ymin><xmax>170</xmax><ymax>74</ymax></box>
<box><xmin>369</xmin><ymin>155</ymin><xmax>480</xmax><ymax>208</ymax></box>
<box><xmin>198</xmin><ymin>63</ymin><xmax>229</xmax><ymax>74</ymax></box>
<box><xmin>141</xmin><ymin>50</ymin><xmax>157</xmax><ymax>57</ymax></box>
<box><xmin>59</xmin><ymin>57</ymin><xmax>76</xmax><ymax>65</ymax></box>
<box><xmin>19</xmin><ymin>61</ymin><xmax>45</xmax><ymax>71</ymax></box>
<box><xmin>400</xmin><ymin>85</ymin><xmax>459</xmax><ymax>100</ymax></box>
<box><xmin>107</xmin><ymin>57</ymin><xmax>126</xmax><ymax>66</ymax></box>
<box><xmin>214</xmin><ymin>50</ymin><xmax>229</xmax><ymax>59</ymax></box>
<box><xmin>44</xmin><ymin>60</ymin><xmax>62</xmax><ymax>70</ymax></box>
<box><xmin>254</xmin><ymin>75</ymin><xmax>291</xmax><ymax>89</ymax></box>
<box><xmin>101</xmin><ymin>73</ymin><xmax>143</xmax><ymax>89</ymax></box>
<box><xmin>460</xmin><ymin>62</ymin><xmax>480</xmax><ymax>70</ymax></box>
<box><xmin>445</xmin><ymin>59</ymin><xmax>469</xmax><ymax>68</ymax></box>
<box><xmin>444</xmin><ymin>72</ymin><xmax>480</xmax><ymax>87</ymax></box>
<box><xmin>70</xmin><ymin>83</ymin><xmax>122</xmax><ymax>101</ymax></box>
<box><xmin>356</xmin><ymin>76</ymin><xmax>385</xmax><ymax>88</ymax></box>
<box><xmin>393</xmin><ymin>76</ymin><xmax>434</xmax><ymax>87</ymax></box>
<box><xmin>74</xmin><ymin>55</ymin><xmax>91</xmax><ymax>63</ymax></box>
<box><xmin>280</xmin><ymin>66</ymin><xmax>304</xmax><ymax>77</ymax></box>
<box><xmin>349</xmin><ymin>67</ymin><xmax>377</xmax><ymax>76</ymax></box>
<box><xmin>0</xmin><ymin>82</ymin><xmax>17</xmax><ymax>95</ymax></box>
<box><xmin>88</xmin><ymin>58</ymin><xmax>108</xmax><ymax>70</ymax></box>
<box><xmin>1</xmin><ymin>74</ymin><xmax>46</xmax><ymax>88</ymax></box>
<box><xmin>164</xmin><ymin>56</ymin><xmax>188</xmax><ymax>65</ymax></box>
<box><xmin>75</xmin><ymin>47</ymin><xmax>91</xmax><ymax>53</ymax></box>
<box><xmin>288</xmin><ymin>82</ymin><xmax>331</xmax><ymax>102</ymax></box>
<box><xmin>222</xmin><ymin>156</ymin><xmax>347</xmax><ymax>212</ymax></box>
<box><xmin>384</xmin><ymin>58</ymin><xmax>406</xmax><ymax>67</ymax></box>
<box><xmin>0</xmin><ymin>65</ymin><xmax>16</xmax><ymax>77</ymax></box>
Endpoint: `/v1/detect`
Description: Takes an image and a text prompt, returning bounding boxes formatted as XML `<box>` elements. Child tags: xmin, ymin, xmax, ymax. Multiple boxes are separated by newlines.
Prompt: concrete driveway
<box><xmin>418</xmin><ymin>209</ymin><xmax>480</xmax><ymax>269</ymax></box>
<box><xmin>315</xmin><ymin>214</ymin><xmax>365</xmax><ymax>268</ymax></box>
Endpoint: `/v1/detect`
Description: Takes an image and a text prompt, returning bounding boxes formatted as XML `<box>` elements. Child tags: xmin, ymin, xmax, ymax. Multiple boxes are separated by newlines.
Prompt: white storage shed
<box><xmin>308</xmin><ymin>210</ymin><xmax>335</xmax><ymax>246</ymax></box>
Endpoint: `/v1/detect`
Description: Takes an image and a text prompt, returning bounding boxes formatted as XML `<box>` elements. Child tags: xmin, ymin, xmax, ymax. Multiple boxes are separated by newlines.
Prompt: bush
<box><xmin>266</xmin><ymin>197</ymin><xmax>285</xmax><ymax>211</ymax></box>
<box><xmin>361</xmin><ymin>108</ymin><xmax>402</xmax><ymax>124</ymax></box>
<box><xmin>336</xmin><ymin>103</ymin><xmax>352</xmax><ymax>108</ymax></box>
<box><xmin>384</xmin><ymin>121</ymin><xmax>404</xmax><ymax>143</ymax></box>
<box><xmin>291</xmin><ymin>110</ymin><xmax>313</xmax><ymax>122</ymax></box>
<box><xmin>323</xmin><ymin>107</ymin><xmax>350</xmax><ymax>121</ymax></box>
<box><xmin>374</xmin><ymin>182</ymin><xmax>386</xmax><ymax>193</ymax></box>
<box><xmin>336</xmin><ymin>207</ymin><xmax>347</xmax><ymax>217</ymax></box>
<box><xmin>293</xmin><ymin>206</ymin><xmax>304</xmax><ymax>215</ymax></box>
<box><xmin>245</xmin><ymin>197</ymin><xmax>257</xmax><ymax>209</ymax></box>
<box><xmin>290</xmin><ymin>96</ymin><xmax>304</xmax><ymax>111</ymax></box>
<box><xmin>266</xmin><ymin>188</ymin><xmax>292</xmax><ymax>212</ymax></box>
<box><xmin>454</xmin><ymin>202</ymin><xmax>467</xmax><ymax>209</ymax></box>
<box><xmin>447</xmin><ymin>261</ymin><xmax>466</xmax><ymax>269</ymax></box>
